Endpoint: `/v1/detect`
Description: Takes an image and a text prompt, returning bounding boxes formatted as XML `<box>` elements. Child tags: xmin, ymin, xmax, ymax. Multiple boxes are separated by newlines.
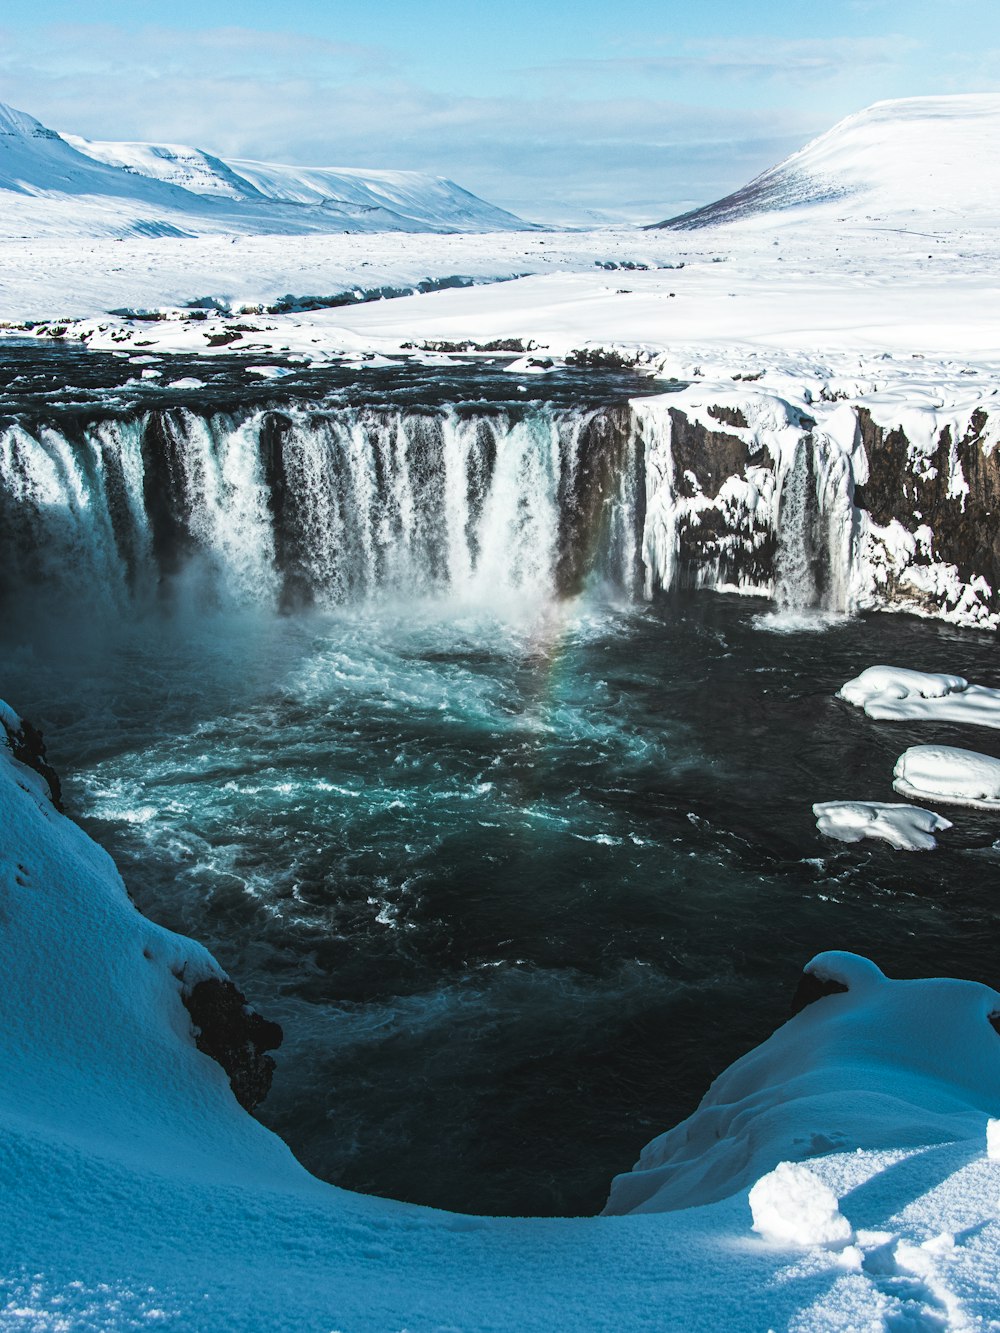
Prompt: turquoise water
<box><xmin>7</xmin><ymin>592</ymin><xmax>1000</xmax><ymax>1216</ymax></box>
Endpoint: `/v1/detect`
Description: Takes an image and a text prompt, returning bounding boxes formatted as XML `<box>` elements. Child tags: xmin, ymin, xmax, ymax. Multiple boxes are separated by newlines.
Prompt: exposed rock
<box><xmin>183</xmin><ymin>977</ymin><xmax>283</xmax><ymax>1111</ymax></box>
<box><xmin>790</xmin><ymin>970</ymin><xmax>849</xmax><ymax>1017</ymax></box>
<box><xmin>854</xmin><ymin>407</ymin><xmax>1000</xmax><ymax>621</ymax></box>
<box><xmin>0</xmin><ymin>709</ymin><xmax>62</xmax><ymax>810</ymax></box>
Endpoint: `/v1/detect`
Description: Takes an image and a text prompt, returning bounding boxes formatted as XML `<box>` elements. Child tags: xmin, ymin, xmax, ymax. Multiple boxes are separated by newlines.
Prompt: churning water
<box><xmin>3</xmin><ymin>346</ymin><xmax>1000</xmax><ymax>1217</ymax></box>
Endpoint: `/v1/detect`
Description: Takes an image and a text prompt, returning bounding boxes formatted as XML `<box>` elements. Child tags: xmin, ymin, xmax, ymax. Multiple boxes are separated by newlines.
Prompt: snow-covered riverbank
<box><xmin>4</xmin><ymin>700</ymin><xmax>1000</xmax><ymax>1330</ymax></box>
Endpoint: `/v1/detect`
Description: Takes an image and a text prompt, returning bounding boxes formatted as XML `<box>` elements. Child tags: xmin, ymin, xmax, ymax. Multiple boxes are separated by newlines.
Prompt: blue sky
<box><xmin>1</xmin><ymin>0</ymin><xmax>996</xmax><ymax>221</ymax></box>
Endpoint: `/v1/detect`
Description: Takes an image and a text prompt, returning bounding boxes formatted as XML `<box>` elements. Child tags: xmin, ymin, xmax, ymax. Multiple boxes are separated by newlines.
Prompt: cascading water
<box><xmin>0</xmin><ymin>403</ymin><xmax>643</xmax><ymax>615</ymax></box>
<box><xmin>4</xmin><ymin>347</ymin><xmax>996</xmax><ymax>1221</ymax></box>
<box><xmin>773</xmin><ymin>441</ymin><xmax>821</xmax><ymax>612</ymax></box>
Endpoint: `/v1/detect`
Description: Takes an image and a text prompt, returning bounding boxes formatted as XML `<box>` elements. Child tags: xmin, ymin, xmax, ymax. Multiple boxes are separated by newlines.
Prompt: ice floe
<box><xmin>893</xmin><ymin>744</ymin><xmax>1000</xmax><ymax>809</ymax></box>
<box><xmin>812</xmin><ymin>800</ymin><xmax>952</xmax><ymax>851</ymax></box>
<box><xmin>840</xmin><ymin>665</ymin><xmax>1000</xmax><ymax>728</ymax></box>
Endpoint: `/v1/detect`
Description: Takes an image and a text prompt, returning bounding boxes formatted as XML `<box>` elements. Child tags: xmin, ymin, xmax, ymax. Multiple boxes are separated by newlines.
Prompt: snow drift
<box><xmin>653</xmin><ymin>94</ymin><xmax>1000</xmax><ymax>229</ymax></box>
<box><xmin>604</xmin><ymin>950</ymin><xmax>1000</xmax><ymax>1214</ymax></box>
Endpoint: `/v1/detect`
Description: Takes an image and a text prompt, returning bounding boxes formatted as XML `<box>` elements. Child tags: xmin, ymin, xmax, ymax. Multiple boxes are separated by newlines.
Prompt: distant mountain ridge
<box><xmin>652</xmin><ymin>94</ymin><xmax>1000</xmax><ymax>229</ymax></box>
<box><xmin>0</xmin><ymin>101</ymin><xmax>531</xmax><ymax>238</ymax></box>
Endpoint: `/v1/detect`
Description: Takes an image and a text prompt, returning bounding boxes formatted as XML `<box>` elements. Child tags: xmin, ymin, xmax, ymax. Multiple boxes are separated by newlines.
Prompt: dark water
<box><xmin>6</xmin><ymin>592</ymin><xmax>1000</xmax><ymax>1216</ymax></box>
<box><xmin>0</xmin><ymin>339</ymin><xmax>661</xmax><ymax>422</ymax></box>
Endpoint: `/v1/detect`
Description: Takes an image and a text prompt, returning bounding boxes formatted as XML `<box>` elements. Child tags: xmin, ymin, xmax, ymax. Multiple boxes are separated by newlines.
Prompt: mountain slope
<box><xmin>652</xmin><ymin>94</ymin><xmax>1000</xmax><ymax>229</ymax></box>
<box><xmin>64</xmin><ymin>132</ymin><xmax>529</xmax><ymax>232</ymax></box>
<box><xmin>0</xmin><ymin>101</ymin><xmax>531</xmax><ymax>238</ymax></box>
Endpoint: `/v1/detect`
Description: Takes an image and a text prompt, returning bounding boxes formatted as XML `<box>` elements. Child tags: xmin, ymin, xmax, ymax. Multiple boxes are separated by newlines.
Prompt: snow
<box><xmin>840</xmin><ymin>666</ymin><xmax>1000</xmax><ymax>729</ymax></box>
<box><xmin>6</xmin><ymin>90</ymin><xmax>1000</xmax><ymax>1324</ymax></box>
<box><xmin>0</xmin><ymin>100</ymin><xmax>530</xmax><ymax>239</ymax></box>
<box><xmin>656</xmin><ymin>94</ymin><xmax>1000</xmax><ymax>230</ymax></box>
<box><xmin>749</xmin><ymin>1162</ymin><xmax>854</xmax><ymax>1248</ymax></box>
<box><xmin>812</xmin><ymin>800</ymin><xmax>952</xmax><ymax>851</ymax></box>
<box><xmin>604</xmin><ymin>949</ymin><xmax>1000</xmax><ymax>1216</ymax></box>
<box><xmin>6</xmin><ymin>701</ymin><xmax>1000</xmax><ymax>1328</ymax></box>
<box><xmin>893</xmin><ymin>744</ymin><xmax>1000</xmax><ymax>809</ymax></box>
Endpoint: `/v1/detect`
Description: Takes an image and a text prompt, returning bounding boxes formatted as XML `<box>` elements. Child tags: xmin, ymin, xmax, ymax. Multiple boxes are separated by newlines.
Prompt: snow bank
<box><xmin>604</xmin><ymin>950</ymin><xmax>1000</xmax><ymax>1215</ymax></box>
<box><xmin>893</xmin><ymin>744</ymin><xmax>1000</xmax><ymax>809</ymax></box>
<box><xmin>840</xmin><ymin>666</ymin><xmax>1000</xmax><ymax>728</ymax></box>
<box><xmin>812</xmin><ymin>800</ymin><xmax>952</xmax><ymax>851</ymax></box>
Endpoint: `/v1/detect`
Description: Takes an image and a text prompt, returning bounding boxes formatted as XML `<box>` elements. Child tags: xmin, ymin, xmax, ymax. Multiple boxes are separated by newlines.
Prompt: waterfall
<box><xmin>773</xmin><ymin>442</ymin><xmax>821</xmax><ymax>611</ymax></box>
<box><xmin>772</xmin><ymin>437</ymin><xmax>860</xmax><ymax>616</ymax></box>
<box><xmin>0</xmin><ymin>403</ymin><xmax>642</xmax><ymax>616</ymax></box>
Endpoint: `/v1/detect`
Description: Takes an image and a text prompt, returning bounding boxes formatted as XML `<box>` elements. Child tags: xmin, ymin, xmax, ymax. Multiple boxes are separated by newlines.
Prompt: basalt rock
<box><xmin>854</xmin><ymin>407</ymin><xmax>1000</xmax><ymax>619</ymax></box>
<box><xmin>183</xmin><ymin>977</ymin><xmax>283</xmax><ymax>1111</ymax></box>
<box><xmin>790</xmin><ymin>970</ymin><xmax>849</xmax><ymax>1017</ymax></box>
<box><xmin>0</xmin><ymin>710</ymin><xmax>63</xmax><ymax>810</ymax></box>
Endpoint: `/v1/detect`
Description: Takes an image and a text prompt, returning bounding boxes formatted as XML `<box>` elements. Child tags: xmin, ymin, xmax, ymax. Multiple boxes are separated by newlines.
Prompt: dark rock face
<box><xmin>0</xmin><ymin>711</ymin><xmax>63</xmax><ymax>810</ymax></box>
<box><xmin>790</xmin><ymin>970</ymin><xmax>850</xmax><ymax>1017</ymax></box>
<box><xmin>557</xmin><ymin>405</ymin><xmax>640</xmax><ymax>596</ymax></box>
<box><xmin>183</xmin><ymin>977</ymin><xmax>283</xmax><ymax>1111</ymax></box>
<box><xmin>662</xmin><ymin>408</ymin><xmax>777</xmax><ymax>590</ymax></box>
<box><xmin>854</xmin><ymin>407</ymin><xmax>1000</xmax><ymax>619</ymax></box>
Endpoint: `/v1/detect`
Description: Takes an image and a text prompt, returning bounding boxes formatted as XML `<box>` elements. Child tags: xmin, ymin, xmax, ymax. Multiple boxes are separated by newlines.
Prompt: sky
<box><xmin>0</xmin><ymin>0</ymin><xmax>997</xmax><ymax>224</ymax></box>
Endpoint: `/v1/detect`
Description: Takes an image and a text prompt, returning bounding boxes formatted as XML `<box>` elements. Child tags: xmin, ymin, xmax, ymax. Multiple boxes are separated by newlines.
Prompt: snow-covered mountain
<box><xmin>0</xmin><ymin>101</ymin><xmax>531</xmax><ymax>238</ymax></box>
<box><xmin>64</xmin><ymin>132</ymin><xmax>526</xmax><ymax>233</ymax></box>
<box><xmin>653</xmin><ymin>94</ymin><xmax>1000</xmax><ymax>229</ymax></box>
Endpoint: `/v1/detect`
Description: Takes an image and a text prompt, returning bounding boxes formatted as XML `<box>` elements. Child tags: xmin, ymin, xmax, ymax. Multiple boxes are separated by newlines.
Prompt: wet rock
<box><xmin>182</xmin><ymin>977</ymin><xmax>283</xmax><ymax>1111</ymax></box>
<box><xmin>0</xmin><ymin>710</ymin><xmax>62</xmax><ymax>810</ymax></box>
<box><xmin>790</xmin><ymin>970</ymin><xmax>849</xmax><ymax>1017</ymax></box>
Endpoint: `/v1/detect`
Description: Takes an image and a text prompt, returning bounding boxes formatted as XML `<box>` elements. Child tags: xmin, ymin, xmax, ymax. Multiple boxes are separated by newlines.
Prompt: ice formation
<box><xmin>840</xmin><ymin>666</ymin><xmax>1000</xmax><ymax>729</ymax></box>
<box><xmin>812</xmin><ymin>800</ymin><xmax>952</xmax><ymax>851</ymax></box>
<box><xmin>893</xmin><ymin>745</ymin><xmax>1000</xmax><ymax>809</ymax></box>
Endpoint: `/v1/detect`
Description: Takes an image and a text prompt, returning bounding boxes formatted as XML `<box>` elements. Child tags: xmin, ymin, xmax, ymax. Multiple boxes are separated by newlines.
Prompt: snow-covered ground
<box><xmin>4</xmin><ymin>706</ymin><xmax>1000</xmax><ymax>1331</ymax></box>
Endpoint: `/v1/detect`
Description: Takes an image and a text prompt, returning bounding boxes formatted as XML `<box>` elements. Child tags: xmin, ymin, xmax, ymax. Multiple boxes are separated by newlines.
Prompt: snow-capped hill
<box><xmin>0</xmin><ymin>100</ymin><xmax>533</xmax><ymax>238</ymax></box>
<box><xmin>0</xmin><ymin>101</ymin><xmax>193</xmax><ymax>205</ymax></box>
<box><xmin>224</xmin><ymin>158</ymin><xmax>526</xmax><ymax>231</ymax></box>
<box><xmin>653</xmin><ymin>94</ymin><xmax>1000</xmax><ymax>229</ymax></box>
<box><xmin>61</xmin><ymin>134</ymin><xmax>267</xmax><ymax>201</ymax></box>
<box><xmin>65</xmin><ymin>129</ymin><xmax>528</xmax><ymax>232</ymax></box>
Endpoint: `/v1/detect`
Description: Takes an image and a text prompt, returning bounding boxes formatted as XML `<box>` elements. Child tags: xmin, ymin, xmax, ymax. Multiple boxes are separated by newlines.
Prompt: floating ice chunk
<box><xmin>839</xmin><ymin>665</ymin><xmax>1000</xmax><ymax>728</ymax></box>
<box><xmin>749</xmin><ymin>1161</ymin><xmax>854</xmax><ymax>1248</ymax></box>
<box><xmin>166</xmin><ymin>376</ymin><xmax>206</xmax><ymax>389</ymax></box>
<box><xmin>894</xmin><ymin>745</ymin><xmax>1000</xmax><ymax>809</ymax></box>
<box><xmin>988</xmin><ymin>1118</ymin><xmax>1000</xmax><ymax>1161</ymax></box>
<box><xmin>245</xmin><ymin>365</ymin><xmax>293</xmax><ymax>378</ymax></box>
<box><xmin>504</xmin><ymin>354</ymin><xmax>556</xmax><ymax>375</ymax></box>
<box><xmin>813</xmin><ymin>800</ymin><xmax>952</xmax><ymax>851</ymax></box>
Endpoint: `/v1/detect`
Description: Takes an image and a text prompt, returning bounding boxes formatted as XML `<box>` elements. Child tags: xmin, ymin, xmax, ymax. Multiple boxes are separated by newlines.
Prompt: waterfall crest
<box><xmin>0</xmin><ymin>403</ymin><xmax>643</xmax><ymax>615</ymax></box>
